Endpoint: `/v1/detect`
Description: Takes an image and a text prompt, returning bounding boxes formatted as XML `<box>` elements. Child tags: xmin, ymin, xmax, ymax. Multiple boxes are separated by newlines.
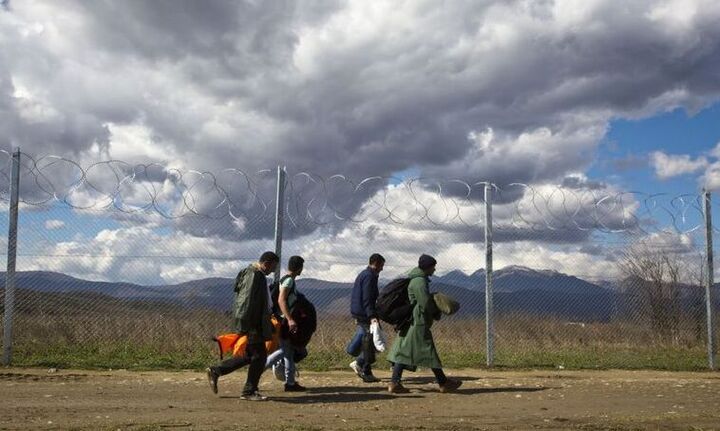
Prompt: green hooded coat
<box><xmin>387</xmin><ymin>267</ymin><xmax>443</xmax><ymax>369</ymax></box>
<box><xmin>232</xmin><ymin>264</ymin><xmax>273</xmax><ymax>343</ymax></box>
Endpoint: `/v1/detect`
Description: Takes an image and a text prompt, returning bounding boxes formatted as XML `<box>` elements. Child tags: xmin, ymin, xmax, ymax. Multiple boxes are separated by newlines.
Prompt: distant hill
<box><xmin>434</xmin><ymin>265</ymin><xmax>609</xmax><ymax>295</ymax></box>
<box><xmin>4</xmin><ymin>266</ymin><xmax>718</xmax><ymax>321</ymax></box>
<box><xmin>0</xmin><ymin>266</ymin><xmax>619</xmax><ymax>320</ymax></box>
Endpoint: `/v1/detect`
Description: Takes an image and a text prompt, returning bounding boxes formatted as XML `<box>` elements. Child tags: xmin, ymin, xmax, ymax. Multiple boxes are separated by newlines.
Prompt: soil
<box><xmin>2</xmin><ymin>367</ymin><xmax>719</xmax><ymax>430</ymax></box>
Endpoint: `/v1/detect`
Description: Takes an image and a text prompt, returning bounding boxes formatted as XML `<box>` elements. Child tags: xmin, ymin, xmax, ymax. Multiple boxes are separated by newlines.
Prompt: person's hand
<box><xmin>288</xmin><ymin>319</ymin><xmax>298</xmax><ymax>334</ymax></box>
<box><xmin>371</xmin><ymin>318</ymin><xmax>379</xmax><ymax>325</ymax></box>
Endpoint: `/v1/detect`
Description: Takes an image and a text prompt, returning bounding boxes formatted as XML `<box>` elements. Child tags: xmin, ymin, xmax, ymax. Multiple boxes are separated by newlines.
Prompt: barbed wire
<box><xmin>0</xmin><ymin>150</ymin><xmax>712</xmax><ymax>235</ymax></box>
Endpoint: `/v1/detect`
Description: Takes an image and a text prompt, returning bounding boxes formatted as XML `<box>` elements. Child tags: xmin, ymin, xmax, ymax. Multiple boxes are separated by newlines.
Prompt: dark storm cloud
<box><xmin>2</xmin><ymin>0</ymin><xmax>720</xmax><ymax>240</ymax></box>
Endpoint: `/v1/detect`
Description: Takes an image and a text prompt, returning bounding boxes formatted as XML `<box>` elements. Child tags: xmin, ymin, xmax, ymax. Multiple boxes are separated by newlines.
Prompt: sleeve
<box><xmin>233</xmin><ymin>268</ymin><xmax>246</xmax><ymax>293</ymax></box>
<box><xmin>244</xmin><ymin>272</ymin><xmax>267</xmax><ymax>334</ymax></box>
<box><xmin>279</xmin><ymin>277</ymin><xmax>294</xmax><ymax>291</ymax></box>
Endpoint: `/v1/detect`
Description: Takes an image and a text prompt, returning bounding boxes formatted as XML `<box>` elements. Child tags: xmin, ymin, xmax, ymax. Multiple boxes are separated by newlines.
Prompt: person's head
<box><xmin>258</xmin><ymin>251</ymin><xmax>280</xmax><ymax>275</ymax></box>
<box><xmin>418</xmin><ymin>254</ymin><xmax>437</xmax><ymax>276</ymax></box>
<box><xmin>288</xmin><ymin>255</ymin><xmax>304</xmax><ymax>276</ymax></box>
<box><xmin>368</xmin><ymin>253</ymin><xmax>385</xmax><ymax>273</ymax></box>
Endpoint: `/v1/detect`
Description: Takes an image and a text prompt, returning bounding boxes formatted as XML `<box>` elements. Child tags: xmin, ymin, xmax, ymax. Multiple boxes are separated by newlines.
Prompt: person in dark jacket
<box><xmin>206</xmin><ymin>251</ymin><xmax>279</xmax><ymax>401</ymax></box>
<box><xmin>348</xmin><ymin>253</ymin><xmax>385</xmax><ymax>382</ymax></box>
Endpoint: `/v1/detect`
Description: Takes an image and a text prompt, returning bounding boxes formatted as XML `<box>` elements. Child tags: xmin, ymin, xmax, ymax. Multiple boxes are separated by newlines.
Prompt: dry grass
<box><xmin>4</xmin><ymin>307</ymin><xmax>716</xmax><ymax>371</ymax></box>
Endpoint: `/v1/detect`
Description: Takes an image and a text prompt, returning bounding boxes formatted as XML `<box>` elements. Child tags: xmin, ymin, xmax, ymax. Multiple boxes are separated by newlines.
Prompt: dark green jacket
<box><xmin>232</xmin><ymin>264</ymin><xmax>272</xmax><ymax>342</ymax></box>
<box><xmin>387</xmin><ymin>267</ymin><xmax>443</xmax><ymax>369</ymax></box>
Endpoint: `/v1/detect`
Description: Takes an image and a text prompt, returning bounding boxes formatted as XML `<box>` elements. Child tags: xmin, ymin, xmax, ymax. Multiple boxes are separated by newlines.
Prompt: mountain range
<box><xmin>1</xmin><ymin>266</ymin><xmax>716</xmax><ymax>321</ymax></box>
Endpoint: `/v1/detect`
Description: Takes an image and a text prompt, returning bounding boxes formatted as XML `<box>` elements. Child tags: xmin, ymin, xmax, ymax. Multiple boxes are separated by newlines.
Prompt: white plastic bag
<box><xmin>370</xmin><ymin>320</ymin><xmax>387</xmax><ymax>352</ymax></box>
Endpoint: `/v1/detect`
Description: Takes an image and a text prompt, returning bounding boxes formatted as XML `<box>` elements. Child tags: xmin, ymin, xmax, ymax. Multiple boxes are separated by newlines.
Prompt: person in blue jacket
<box><xmin>348</xmin><ymin>253</ymin><xmax>385</xmax><ymax>383</ymax></box>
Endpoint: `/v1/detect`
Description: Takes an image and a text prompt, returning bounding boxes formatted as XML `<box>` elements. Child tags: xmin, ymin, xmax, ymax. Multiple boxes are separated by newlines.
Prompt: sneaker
<box><xmin>205</xmin><ymin>368</ymin><xmax>218</xmax><ymax>395</ymax></box>
<box><xmin>350</xmin><ymin>361</ymin><xmax>379</xmax><ymax>382</ymax></box>
<box><xmin>284</xmin><ymin>382</ymin><xmax>307</xmax><ymax>392</ymax></box>
<box><xmin>388</xmin><ymin>382</ymin><xmax>410</xmax><ymax>394</ymax></box>
<box><xmin>361</xmin><ymin>373</ymin><xmax>380</xmax><ymax>383</ymax></box>
<box><xmin>272</xmin><ymin>362</ymin><xmax>285</xmax><ymax>381</ymax></box>
<box><xmin>240</xmin><ymin>391</ymin><xmax>268</xmax><ymax>401</ymax></box>
<box><xmin>439</xmin><ymin>378</ymin><xmax>462</xmax><ymax>393</ymax></box>
<box><xmin>349</xmin><ymin>360</ymin><xmax>362</xmax><ymax>377</ymax></box>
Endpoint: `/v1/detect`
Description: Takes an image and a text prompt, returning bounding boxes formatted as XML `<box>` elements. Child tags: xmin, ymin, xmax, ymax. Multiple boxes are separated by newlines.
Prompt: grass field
<box><xmin>5</xmin><ymin>308</ymin><xmax>716</xmax><ymax>371</ymax></box>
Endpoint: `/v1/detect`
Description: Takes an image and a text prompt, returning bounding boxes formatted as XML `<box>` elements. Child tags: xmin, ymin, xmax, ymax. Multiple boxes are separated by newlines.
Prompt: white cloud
<box><xmin>494</xmin><ymin>240</ymin><xmax>621</xmax><ymax>281</ymax></box>
<box><xmin>649</xmin><ymin>142</ymin><xmax>720</xmax><ymax>191</ymax></box>
<box><xmin>20</xmin><ymin>225</ymin><xmax>270</xmax><ymax>284</ymax></box>
<box><xmin>701</xmin><ymin>161</ymin><xmax>720</xmax><ymax>191</ymax></box>
<box><xmin>44</xmin><ymin>219</ymin><xmax>64</xmax><ymax>230</ymax></box>
<box><xmin>650</xmin><ymin>151</ymin><xmax>708</xmax><ymax>179</ymax></box>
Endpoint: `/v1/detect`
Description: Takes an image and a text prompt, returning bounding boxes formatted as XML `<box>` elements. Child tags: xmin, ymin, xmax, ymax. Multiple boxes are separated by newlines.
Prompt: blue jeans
<box><xmin>265</xmin><ymin>342</ymin><xmax>307</xmax><ymax>385</ymax></box>
<box><xmin>346</xmin><ymin>326</ymin><xmax>364</xmax><ymax>356</ymax></box>
<box><xmin>353</xmin><ymin>322</ymin><xmax>375</xmax><ymax>375</ymax></box>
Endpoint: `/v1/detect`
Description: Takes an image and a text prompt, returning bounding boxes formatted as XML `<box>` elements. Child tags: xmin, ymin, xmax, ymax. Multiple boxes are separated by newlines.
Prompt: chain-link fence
<box><xmin>1</xmin><ymin>150</ymin><xmax>718</xmax><ymax>370</ymax></box>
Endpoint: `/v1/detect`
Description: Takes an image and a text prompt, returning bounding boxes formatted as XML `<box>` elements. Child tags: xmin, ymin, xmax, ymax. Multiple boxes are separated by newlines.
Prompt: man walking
<box><xmin>349</xmin><ymin>253</ymin><xmax>385</xmax><ymax>383</ymax></box>
<box><xmin>386</xmin><ymin>254</ymin><xmax>462</xmax><ymax>394</ymax></box>
<box><xmin>206</xmin><ymin>251</ymin><xmax>279</xmax><ymax>400</ymax></box>
<box><xmin>272</xmin><ymin>255</ymin><xmax>308</xmax><ymax>391</ymax></box>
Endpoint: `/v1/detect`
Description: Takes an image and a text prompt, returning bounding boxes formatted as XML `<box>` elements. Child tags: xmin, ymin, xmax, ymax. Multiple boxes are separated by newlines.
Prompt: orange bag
<box><xmin>212</xmin><ymin>316</ymin><xmax>281</xmax><ymax>359</ymax></box>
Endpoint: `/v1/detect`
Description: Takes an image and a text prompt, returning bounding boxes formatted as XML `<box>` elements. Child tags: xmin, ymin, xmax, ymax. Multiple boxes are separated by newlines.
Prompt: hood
<box><xmin>408</xmin><ymin>267</ymin><xmax>427</xmax><ymax>279</ymax></box>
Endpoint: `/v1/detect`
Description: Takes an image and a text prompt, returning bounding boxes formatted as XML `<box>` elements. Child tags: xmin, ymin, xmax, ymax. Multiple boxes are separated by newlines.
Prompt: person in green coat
<box><xmin>386</xmin><ymin>254</ymin><xmax>462</xmax><ymax>394</ymax></box>
<box><xmin>205</xmin><ymin>251</ymin><xmax>279</xmax><ymax>401</ymax></box>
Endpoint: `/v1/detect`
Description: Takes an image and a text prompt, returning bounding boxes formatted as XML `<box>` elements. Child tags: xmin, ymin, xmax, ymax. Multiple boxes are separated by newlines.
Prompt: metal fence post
<box><xmin>273</xmin><ymin>166</ymin><xmax>286</xmax><ymax>284</ymax></box>
<box><xmin>485</xmin><ymin>183</ymin><xmax>494</xmax><ymax>367</ymax></box>
<box><xmin>703</xmin><ymin>190</ymin><xmax>716</xmax><ymax>370</ymax></box>
<box><xmin>3</xmin><ymin>148</ymin><xmax>20</xmax><ymax>366</ymax></box>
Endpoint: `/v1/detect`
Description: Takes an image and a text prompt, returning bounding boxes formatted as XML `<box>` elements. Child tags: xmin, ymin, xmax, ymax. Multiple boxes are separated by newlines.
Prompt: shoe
<box><xmin>360</xmin><ymin>373</ymin><xmax>380</xmax><ymax>383</ymax></box>
<box><xmin>350</xmin><ymin>361</ymin><xmax>379</xmax><ymax>382</ymax></box>
<box><xmin>388</xmin><ymin>382</ymin><xmax>410</xmax><ymax>394</ymax></box>
<box><xmin>439</xmin><ymin>378</ymin><xmax>462</xmax><ymax>393</ymax></box>
<box><xmin>284</xmin><ymin>382</ymin><xmax>307</xmax><ymax>392</ymax></box>
<box><xmin>272</xmin><ymin>362</ymin><xmax>285</xmax><ymax>381</ymax></box>
<box><xmin>240</xmin><ymin>391</ymin><xmax>268</xmax><ymax>401</ymax></box>
<box><xmin>205</xmin><ymin>368</ymin><xmax>218</xmax><ymax>394</ymax></box>
<box><xmin>349</xmin><ymin>360</ymin><xmax>361</xmax><ymax>377</ymax></box>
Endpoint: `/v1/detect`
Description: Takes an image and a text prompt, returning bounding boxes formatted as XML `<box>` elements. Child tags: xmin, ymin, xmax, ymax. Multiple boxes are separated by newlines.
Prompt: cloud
<box><xmin>650</xmin><ymin>151</ymin><xmax>708</xmax><ymax>179</ymax></box>
<box><xmin>702</xmin><ymin>161</ymin><xmax>720</xmax><ymax>191</ymax></box>
<box><xmin>44</xmin><ymin>219</ymin><xmax>64</xmax><ymax>230</ymax></box>
<box><xmin>2</xmin><ymin>0</ymin><xmax>720</xmax><ymax>184</ymax></box>
<box><xmin>3</xmin><ymin>1</ymin><xmax>720</xmax><ymax>284</ymax></box>
<box><xmin>19</xmin><ymin>224</ymin><xmax>272</xmax><ymax>284</ymax></box>
<box><xmin>646</xmin><ymin>143</ymin><xmax>720</xmax><ymax>190</ymax></box>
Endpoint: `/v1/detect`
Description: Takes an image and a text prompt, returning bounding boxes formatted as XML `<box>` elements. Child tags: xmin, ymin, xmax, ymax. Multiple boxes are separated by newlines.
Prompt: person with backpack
<box><xmin>348</xmin><ymin>253</ymin><xmax>385</xmax><ymax>383</ymax></box>
<box><xmin>205</xmin><ymin>251</ymin><xmax>279</xmax><ymax>401</ymax></box>
<box><xmin>267</xmin><ymin>255</ymin><xmax>308</xmax><ymax>392</ymax></box>
<box><xmin>386</xmin><ymin>254</ymin><xmax>462</xmax><ymax>394</ymax></box>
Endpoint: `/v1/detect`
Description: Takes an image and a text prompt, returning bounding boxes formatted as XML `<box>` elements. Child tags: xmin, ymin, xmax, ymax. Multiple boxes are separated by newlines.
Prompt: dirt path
<box><xmin>2</xmin><ymin>367</ymin><xmax>719</xmax><ymax>430</ymax></box>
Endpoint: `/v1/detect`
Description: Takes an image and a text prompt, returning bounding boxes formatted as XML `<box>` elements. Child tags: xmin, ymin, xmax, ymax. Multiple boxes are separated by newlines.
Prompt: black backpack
<box><xmin>376</xmin><ymin>278</ymin><xmax>414</xmax><ymax>330</ymax></box>
<box><xmin>281</xmin><ymin>293</ymin><xmax>317</xmax><ymax>348</ymax></box>
<box><xmin>269</xmin><ymin>275</ymin><xmax>292</xmax><ymax>317</ymax></box>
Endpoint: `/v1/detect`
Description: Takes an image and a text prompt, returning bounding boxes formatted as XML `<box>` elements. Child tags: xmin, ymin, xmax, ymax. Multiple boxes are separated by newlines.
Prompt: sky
<box><xmin>1</xmin><ymin>0</ymin><xmax>720</xmax><ymax>285</ymax></box>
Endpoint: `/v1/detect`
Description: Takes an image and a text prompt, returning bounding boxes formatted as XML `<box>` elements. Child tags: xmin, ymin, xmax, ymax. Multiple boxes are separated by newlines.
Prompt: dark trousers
<box><xmin>354</xmin><ymin>322</ymin><xmax>376</xmax><ymax>375</ymax></box>
<box><xmin>391</xmin><ymin>362</ymin><xmax>446</xmax><ymax>385</ymax></box>
<box><xmin>212</xmin><ymin>342</ymin><xmax>267</xmax><ymax>395</ymax></box>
